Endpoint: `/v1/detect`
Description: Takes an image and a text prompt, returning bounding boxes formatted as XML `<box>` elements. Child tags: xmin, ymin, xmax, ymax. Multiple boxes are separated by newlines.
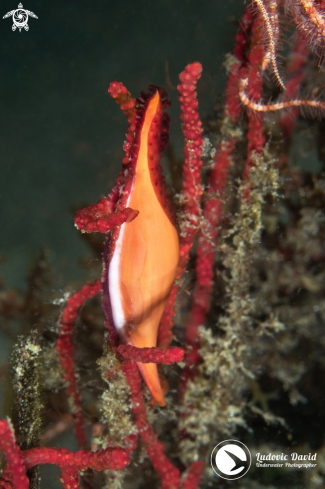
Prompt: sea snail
<box><xmin>107</xmin><ymin>86</ymin><xmax>179</xmax><ymax>406</ymax></box>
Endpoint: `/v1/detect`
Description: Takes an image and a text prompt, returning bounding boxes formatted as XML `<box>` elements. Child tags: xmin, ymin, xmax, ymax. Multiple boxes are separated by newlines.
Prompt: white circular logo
<box><xmin>211</xmin><ymin>440</ymin><xmax>251</xmax><ymax>480</ymax></box>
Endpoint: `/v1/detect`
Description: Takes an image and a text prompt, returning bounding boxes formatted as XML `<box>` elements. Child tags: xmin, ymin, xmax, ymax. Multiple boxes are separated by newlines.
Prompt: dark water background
<box><xmin>0</xmin><ymin>0</ymin><xmax>244</xmax><ymax>290</ymax></box>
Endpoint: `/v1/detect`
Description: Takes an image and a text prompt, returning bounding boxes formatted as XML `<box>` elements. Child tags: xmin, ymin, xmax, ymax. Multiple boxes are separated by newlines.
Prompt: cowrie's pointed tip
<box><xmin>156</xmin><ymin>396</ymin><xmax>166</xmax><ymax>407</ymax></box>
<box><xmin>137</xmin><ymin>361</ymin><xmax>166</xmax><ymax>407</ymax></box>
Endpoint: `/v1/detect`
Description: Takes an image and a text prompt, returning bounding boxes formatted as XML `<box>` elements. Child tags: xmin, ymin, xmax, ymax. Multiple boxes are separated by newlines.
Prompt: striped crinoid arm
<box><xmin>239</xmin><ymin>77</ymin><xmax>325</xmax><ymax>117</ymax></box>
<box><xmin>287</xmin><ymin>0</ymin><xmax>325</xmax><ymax>65</ymax></box>
<box><xmin>254</xmin><ymin>0</ymin><xmax>285</xmax><ymax>90</ymax></box>
<box><xmin>261</xmin><ymin>0</ymin><xmax>281</xmax><ymax>73</ymax></box>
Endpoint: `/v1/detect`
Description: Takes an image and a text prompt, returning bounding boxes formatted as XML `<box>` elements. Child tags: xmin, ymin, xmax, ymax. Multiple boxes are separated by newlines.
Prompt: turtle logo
<box><xmin>3</xmin><ymin>3</ymin><xmax>38</xmax><ymax>32</ymax></box>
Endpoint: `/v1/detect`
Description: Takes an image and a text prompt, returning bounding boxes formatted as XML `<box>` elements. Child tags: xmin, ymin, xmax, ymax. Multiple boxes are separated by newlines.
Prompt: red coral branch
<box><xmin>23</xmin><ymin>446</ymin><xmax>129</xmax><ymax>471</ymax></box>
<box><xmin>279</xmin><ymin>33</ymin><xmax>309</xmax><ymax>138</ymax></box>
<box><xmin>59</xmin><ymin>467</ymin><xmax>79</xmax><ymax>489</ymax></box>
<box><xmin>179</xmin><ymin>147</ymin><xmax>237</xmax><ymax>393</ymax></box>
<box><xmin>181</xmin><ymin>461</ymin><xmax>205</xmax><ymax>489</ymax></box>
<box><xmin>158</xmin><ymin>284</ymin><xmax>178</xmax><ymax>348</ymax></box>
<box><xmin>177</xmin><ymin>62</ymin><xmax>204</xmax><ymax>274</ymax></box>
<box><xmin>56</xmin><ymin>280</ymin><xmax>102</xmax><ymax>447</ymax></box>
<box><xmin>74</xmin><ymin>82</ymin><xmax>138</xmax><ymax>236</ymax></box>
<box><xmin>117</xmin><ymin>345</ymin><xmax>184</xmax><ymax>364</ymax></box>
<box><xmin>226</xmin><ymin>4</ymin><xmax>255</xmax><ymax>120</ymax></box>
<box><xmin>108</xmin><ymin>81</ymin><xmax>136</xmax><ymax>121</ymax></box>
<box><xmin>108</xmin><ymin>81</ymin><xmax>137</xmax><ymax>166</ymax></box>
<box><xmin>158</xmin><ymin>62</ymin><xmax>204</xmax><ymax>352</ymax></box>
<box><xmin>0</xmin><ymin>416</ymin><xmax>129</xmax><ymax>489</ymax></box>
<box><xmin>75</xmin><ymin>199</ymin><xmax>139</xmax><ymax>233</ymax></box>
<box><xmin>241</xmin><ymin>13</ymin><xmax>266</xmax><ymax>197</ymax></box>
<box><xmin>0</xmin><ymin>420</ymin><xmax>29</xmax><ymax>489</ymax></box>
<box><xmin>121</xmin><ymin>362</ymin><xmax>181</xmax><ymax>489</ymax></box>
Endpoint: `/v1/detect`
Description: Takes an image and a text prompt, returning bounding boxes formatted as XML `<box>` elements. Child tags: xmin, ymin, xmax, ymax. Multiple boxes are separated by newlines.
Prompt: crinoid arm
<box><xmin>239</xmin><ymin>77</ymin><xmax>325</xmax><ymax>118</ymax></box>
